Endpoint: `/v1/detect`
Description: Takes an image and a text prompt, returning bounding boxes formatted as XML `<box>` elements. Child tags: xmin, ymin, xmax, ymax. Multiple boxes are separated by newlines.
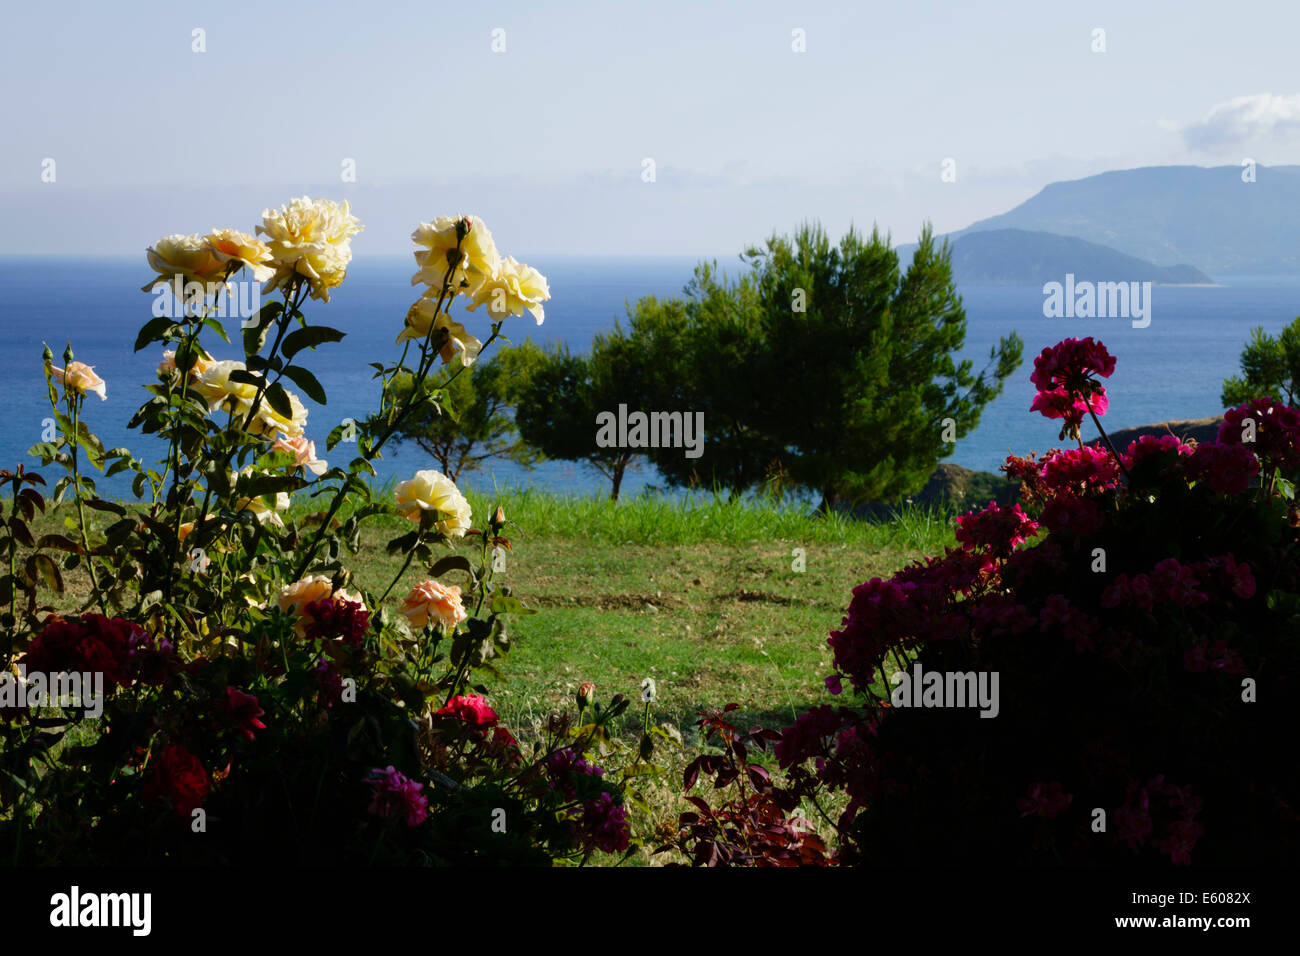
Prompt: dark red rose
<box><xmin>143</xmin><ymin>744</ymin><xmax>210</xmax><ymax>819</ymax></box>
<box><xmin>217</xmin><ymin>686</ymin><xmax>267</xmax><ymax>741</ymax></box>
<box><xmin>434</xmin><ymin>694</ymin><xmax>498</xmax><ymax>727</ymax></box>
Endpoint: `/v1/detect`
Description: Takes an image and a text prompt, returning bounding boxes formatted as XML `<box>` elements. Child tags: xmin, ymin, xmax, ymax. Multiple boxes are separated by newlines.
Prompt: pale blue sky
<box><xmin>2</xmin><ymin>0</ymin><xmax>1298</xmax><ymax>255</ymax></box>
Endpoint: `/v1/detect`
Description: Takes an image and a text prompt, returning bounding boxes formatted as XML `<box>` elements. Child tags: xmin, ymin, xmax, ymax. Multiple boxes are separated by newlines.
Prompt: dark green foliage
<box><xmin>510</xmin><ymin>340</ymin><xmax>639</xmax><ymax>500</ymax></box>
<box><xmin>632</xmin><ymin>222</ymin><xmax>1023</xmax><ymax>508</ymax></box>
<box><xmin>389</xmin><ymin>347</ymin><xmax>539</xmax><ymax>482</ymax></box>
<box><xmin>1222</xmin><ymin>317</ymin><xmax>1300</xmax><ymax>407</ymax></box>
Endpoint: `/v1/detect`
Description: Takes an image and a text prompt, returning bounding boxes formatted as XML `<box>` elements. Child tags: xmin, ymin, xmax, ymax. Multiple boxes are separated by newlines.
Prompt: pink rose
<box><xmin>401</xmin><ymin>579</ymin><xmax>468</xmax><ymax>631</ymax></box>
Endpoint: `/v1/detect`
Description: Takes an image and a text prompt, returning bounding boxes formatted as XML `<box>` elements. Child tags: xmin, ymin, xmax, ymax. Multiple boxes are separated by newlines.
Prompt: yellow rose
<box><xmin>142</xmin><ymin>233</ymin><xmax>229</xmax><ymax>293</ymax></box>
<box><xmin>464</xmin><ymin>256</ymin><xmax>550</xmax><ymax>325</ymax></box>
<box><xmin>194</xmin><ymin>360</ymin><xmax>258</xmax><ymax>410</ymax></box>
<box><xmin>257</xmin><ymin>197</ymin><xmax>363</xmax><ymax>303</ymax></box>
<box><xmin>51</xmin><ymin>361</ymin><xmax>107</xmax><ymax>401</ymax></box>
<box><xmin>401</xmin><ymin>579</ymin><xmax>468</xmax><ymax>631</ymax></box>
<box><xmin>393</xmin><ymin>469</ymin><xmax>472</xmax><ymax>537</ymax></box>
<box><xmin>410</xmin><ymin>215</ymin><xmax>500</xmax><ymax>297</ymax></box>
<box><xmin>395</xmin><ymin>299</ymin><xmax>482</xmax><ymax>366</ymax></box>
<box><xmin>241</xmin><ymin>388</ymin><xmax>309</xmax><ymax>440</ymax></box>
<box><xmin>194</xmin><ymin>361</ymin><xmax>308</xmax><ymax>438</ymax></box>
<box><xmin>206</xmin><ymin>229</ymin><xmax>276</xmax><ymax>282</ymax></box>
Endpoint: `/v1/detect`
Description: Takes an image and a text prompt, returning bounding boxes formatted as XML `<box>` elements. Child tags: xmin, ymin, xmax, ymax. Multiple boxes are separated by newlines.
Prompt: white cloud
<box><xmin>1177</xmin><ymin>93</ymin><xmax>1300</xmax><ymax>151</ymax></box>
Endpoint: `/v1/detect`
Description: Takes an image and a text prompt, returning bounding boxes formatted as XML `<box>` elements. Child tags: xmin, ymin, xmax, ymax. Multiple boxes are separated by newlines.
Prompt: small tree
<box><xmin>627</xmin><ymin>270</ymin><xmax>787</xmax><ymax>498</ymax></box>
<box><xmin>511</xmin><ymin>339</ymin><xmax>639</xmax><ymax>500</ymax></box>
<box><xmin>389</xmin><ymin>346</ymin><xmax>539</xmax><ymax>482</ymax></box>
<box><xmin>619</xmin><ymin>222</ymin><xmax>1023</xmax><ymax>509</ymax></box>
<box><xmin>1222</xmin><ymin>318</ymin><xmax>1300</xmax><ymax>407</ymax></box>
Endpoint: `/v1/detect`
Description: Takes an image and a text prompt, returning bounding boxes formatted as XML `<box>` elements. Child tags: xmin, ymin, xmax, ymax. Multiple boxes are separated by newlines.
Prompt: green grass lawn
<box><xmin>23</xmin><ymin>485</ymin><xmax>957</xmax><ymax>859</ymax></box>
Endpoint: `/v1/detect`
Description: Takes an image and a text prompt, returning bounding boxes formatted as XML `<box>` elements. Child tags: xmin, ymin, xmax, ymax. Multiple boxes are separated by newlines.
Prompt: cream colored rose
<box><xmin>271</xmin><ymin>434</ymin><xmax>328</xmax><ymax>476</ymax></box>
<box><xmin>257</xmin><ymin>197</ymin><xmax>363</xmax><ymax>303</ymax></box>
<box><xmin>395</xmin><ymin>299</ymin><xmax>482</xmax><ymax>366</ymax></box>
<box><xmin>206</xmin><ymin>229</ymin><xmax>276</xmax><ymax>282</ymax></box>
<box><xmin>464</xmin><ymin>256</ymin><xmax>550</xmax><ymax>325</ymax></box>
<box><xmin>410</xmin><ymin>215</ymin><xmax>500</xmax><ymax>296</ymax></box>
<box><xmin>241</xmin><ymin>388</ymin><xmax>309</xmax><ymax>439</ymax></box>
<box><xmin>51</xmin><ymin>362</ymin><xmax>107</xmax><ymax>401</ymax></box>
<box><xmin>158</xmin><ymin>346</ymin><xmax>214</xmax><ymax>379</ymax></box>
<box><xmin>401</xmin><ymin>579</ymin><xmax>468</xmax><ymax>631</ymax></box>
<box><xmin>195</xmin><ymin>360</ymin><xmax>258</xmax><ymax>410</ymax></box>
<box><xmin>393</xmin><ymin>469</ymin><xmax>472</xmax><ymax>537</ymax></box>
<box><xmin>235</xmin><ymin>468</ymin><xmax>292</xmax><ymax>528</ymax></box>
<box><xmin>142</xmin><ymin>233</ymin><xmax>229</xmax><ymax>293</ymax></box>
<box><xmin>194</xmin><ymin>361</ymin><xmax>308</xmax><ymax>438</ymax></box>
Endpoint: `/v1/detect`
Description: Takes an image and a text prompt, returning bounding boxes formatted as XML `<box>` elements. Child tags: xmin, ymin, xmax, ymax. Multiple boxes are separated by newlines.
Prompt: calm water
<box><xmin>1</xmin><ymin>256</ymin><xmax>1297</xmax><ymax>500</ymax></box>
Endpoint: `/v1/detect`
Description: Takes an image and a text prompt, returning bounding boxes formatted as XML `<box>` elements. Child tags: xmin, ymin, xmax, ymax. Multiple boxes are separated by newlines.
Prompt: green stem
<box><xmin>1087</xmin><ymin>405</ymin><xmax>1130</xmax><ymax>481</ymax></box>
<box><xmin>291</xmin><ymin>254</ymin><xmax>491</xmax><ymax>582</ymax></box>
<box><xmin>161</xmin><ymin>316</ymin><xmax>210</xmax><ymax>635</ymax></box>
<box><xmin>237</xmin><ymin>280</ymin><xmax>308</xmax><ymax>436</ymax></box>
<box><xmin>378</xmin><ymin>541</ymin><xmax>419</xmax><ymax>605</ymax></box>
<box><xmin>191</xmin><ymin>281</ymin><xmax>300</xmax><ymax>560</ymax></box>
<box><xmin>6</xmin><ymin>475</ymin><xmax>16</xmax><ymax>659</ymax></box>
<box><xmin>68</xmin><ymin>395</ymin><xmax>104</xmax><ymax>614</ymax></box>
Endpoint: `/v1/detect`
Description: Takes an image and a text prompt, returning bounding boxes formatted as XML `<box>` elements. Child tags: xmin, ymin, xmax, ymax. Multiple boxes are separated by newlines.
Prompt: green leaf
<box><xmin>246</xmin><ymin>354</ymin><xmax>284</xmax><ymax>373</ymax></box>
<box><xmin>27</xmin><ymin>442</ymin><xmax>57</xmax><ymax>462</ymax></box>
<box><xmin>243</xmin><ymin>301</ymin><xmax>283</xmax><ymax>357</ymax></box>
<box><xmin>430</xmin><ymin>555</ymin><xmax>474</xmax><ymax>578</ymax></box>
<box><xmin>282</xmin><ymin>326</ymin><xmax>346</xmax><ymax>359</ymax></box>
<box><xmin>237</xmin><ymin>471</ymin><xmax>302</xmax><ymax>499</ymax></box>
<box><xmin>133</xmin><ymin>316</ymin><xmax>178</xmax><ymax>353</ymax></box>
<box><xmin>228</xmin><ymin>368</ymin><xmax>264</xmax><ymax>388</ymax></box>
<box><xmin>175</xmin><ymin>336</ymin><xmax>202</xmax><ymax>373</ymax></box>
<box><xmin>203</xmin><ymin>316</ymin><xmax>231</xmax><ymax>343</ymax></box>
<box><xmin>326</xmin><ymin>419</ymin><xmax>359</xmax><ymax>451</ymax></box>
<box><xmin>385</xmin><ymin>531</ymin><xmax>419</xmax><ymax>556</ymax></box>
<box><xmin>265</xmin><ymin>382</ymin><xmax>293</xmax><ymax>419</ymax></box>
<box><xmin>489</xmin><ymin>595</ymin><xmax>537</xmax><ymax>616</ymax></box>
<box><xmin>282</xmin><ymin>365</ymin><xmax>327</xmax><ymax>404</ymax></box>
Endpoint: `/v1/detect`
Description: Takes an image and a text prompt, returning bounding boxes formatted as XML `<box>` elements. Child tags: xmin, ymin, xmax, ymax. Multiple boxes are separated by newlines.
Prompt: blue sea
<box><xmin>1</xmin><ymin>256</ymin><xmax>1298</xmax><ymax>501</ymax></box>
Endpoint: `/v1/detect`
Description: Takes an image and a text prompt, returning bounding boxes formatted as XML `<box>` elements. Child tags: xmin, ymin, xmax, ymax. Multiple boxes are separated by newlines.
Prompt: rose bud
<box><xmin>577</xmin><ymin>680</ymin><xmax>595</xmax><ymax>711</ymax></box>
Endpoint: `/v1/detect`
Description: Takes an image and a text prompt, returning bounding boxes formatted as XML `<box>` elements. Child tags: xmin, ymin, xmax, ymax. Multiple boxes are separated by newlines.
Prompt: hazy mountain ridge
<box><xmin>898</xmin><ymin>228</ymin><xmax>1213</xmax><ymax>285</ymax></box>
<box><xmin>951</xmin><ymin>164</ymin><xmax>1300</xmax><ymax>275</ymax></box>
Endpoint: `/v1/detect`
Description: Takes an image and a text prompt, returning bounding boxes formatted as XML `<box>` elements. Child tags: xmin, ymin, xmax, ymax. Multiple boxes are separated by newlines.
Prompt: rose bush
<box><xmin>665</xmin><ymin>336</ymin><xmax>1300</xmax><ymax>866</ymax></box>
<box><xmin>0</xmin><ymin>204</ymin><xmax>646</xmax><ymax>865</ymax></box>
